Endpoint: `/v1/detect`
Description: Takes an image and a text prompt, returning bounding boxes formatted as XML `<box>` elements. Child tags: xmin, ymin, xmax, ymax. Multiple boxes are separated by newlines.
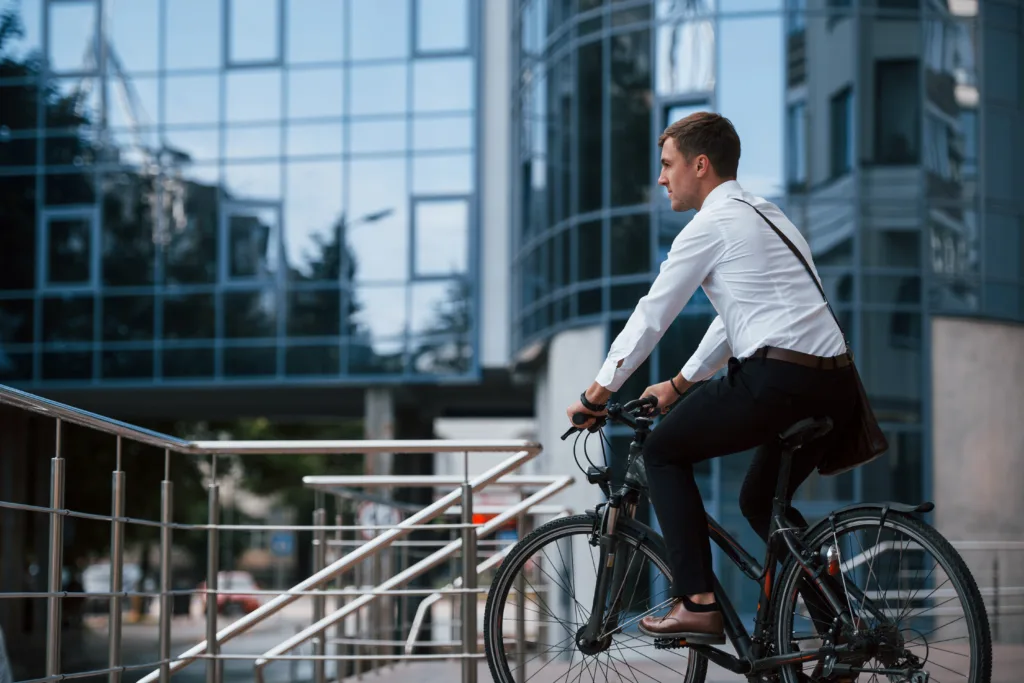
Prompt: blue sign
<box><xmin>270</xmin><ymin>532</ymin><xmax>294</xmax><ymax>557</ymax></box>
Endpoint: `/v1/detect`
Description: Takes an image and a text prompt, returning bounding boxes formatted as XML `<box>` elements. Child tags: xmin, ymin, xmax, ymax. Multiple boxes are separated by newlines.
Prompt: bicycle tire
<box><xmin>771</xmin><ymin>507</ymin><xmax>992</xmax><ymax>683</ymax></box>
<box><xmin>483</xmin><ymin>513</ymin><xmax>709</xmax><ymax>683</ymax></box>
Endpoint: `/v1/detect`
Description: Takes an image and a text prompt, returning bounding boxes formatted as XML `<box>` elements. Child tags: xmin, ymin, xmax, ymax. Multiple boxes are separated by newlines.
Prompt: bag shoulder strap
<box><xmin>732</xmin><ymin>197</ymin><xmax>851</xmax><ymax>355</ymax></box>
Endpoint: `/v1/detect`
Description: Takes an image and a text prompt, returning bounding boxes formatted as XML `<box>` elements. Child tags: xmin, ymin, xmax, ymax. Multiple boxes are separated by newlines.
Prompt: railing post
<box><xmin>109</xmin><ymin>437</ymin><xmax>126</xmax><ymax>683</ymax></box>
<box><xmin>160</xmin><ymin>450</ymin><xmax>173</xmax><ymax>683</ymax></box>
<box><xmin>461</xmin><ymin>465</ymin><xmax>477</xmax><ymax>683</ymax></box>
<box><xmin>312</xmin><ymin>501</ymin><xmax>327</xmax><ymax>683</ymax></box>
<box><xmin>46</xmin><ymin>419</ymin><xmax>65</xmax><ymax>678</ymax></box>
<box><xmin>206</xmin><ymin>455</ymin><xmax>220</xmax><ymax>683</ymax></box>
<box><xmin>334</xmin><ymin>508</ymin><xmax>345</xmax><ymax>680</ymax></box>
<box><xmin>993</xmin><ymin>553</ymin><xmax>1000</xmax><ymax>642</ymax></box>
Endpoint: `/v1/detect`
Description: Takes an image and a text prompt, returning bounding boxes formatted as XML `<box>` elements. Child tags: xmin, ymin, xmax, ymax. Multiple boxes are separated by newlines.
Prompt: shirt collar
<box><xmin>699</xmin><ymin>179</ymin><xmax>743</xmax><ymax>211</ymax></box>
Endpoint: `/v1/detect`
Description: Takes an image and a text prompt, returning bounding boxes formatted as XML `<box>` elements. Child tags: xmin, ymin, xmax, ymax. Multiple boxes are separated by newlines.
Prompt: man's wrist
<box><xmin>672</xmin><ymin>372</ymin><xmax>692</xmax><ymax>395</ymax></box>
<box><xmin>584</xmin><ymin>382</ymin><xmax>612</xmax><ymax>407</ymax></box>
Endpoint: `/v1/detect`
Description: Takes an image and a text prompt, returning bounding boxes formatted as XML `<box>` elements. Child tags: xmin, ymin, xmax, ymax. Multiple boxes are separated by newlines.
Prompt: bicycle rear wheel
<box><xmin>772</xmin><ymin>508</ymin><xmax>992</xmax><ymax>683</ymax></box>
<box><xmin>483</xmin><ymin>513</ymin><xmax>708</xmax><ymax>683</ymax></box>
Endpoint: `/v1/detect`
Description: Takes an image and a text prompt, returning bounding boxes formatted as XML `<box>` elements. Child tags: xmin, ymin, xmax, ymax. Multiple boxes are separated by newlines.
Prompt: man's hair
<box><xmin>658</xmin><ymin>112</ymin><xmax>741</xmax><ymax>179</ymax></box>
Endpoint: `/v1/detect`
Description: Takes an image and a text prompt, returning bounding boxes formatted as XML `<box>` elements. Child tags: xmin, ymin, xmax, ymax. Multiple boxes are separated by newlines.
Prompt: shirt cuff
<box><xmin>594</xmin><ymin>357</ymin><xmax>627</xmax><ymax>393</ymax></box>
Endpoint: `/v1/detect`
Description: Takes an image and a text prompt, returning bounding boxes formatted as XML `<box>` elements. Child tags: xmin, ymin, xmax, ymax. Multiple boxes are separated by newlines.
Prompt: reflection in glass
<box><xmin>102</xmin><ymin>172</ymin><xmax>156</xmax><ymax>285</ymax></box>
<box><xmin>719</xmin><ymin>18</ymin><xmax>783</xmax><ymax>197</ymax></box>
<box><xmin>226</xmin><ymin>205</ymin><xmax>279</xmax><ymax>279</ymax></box>
<box><xmin>576</xmin><ymin>220</ymin><xmax>603</xmax><ymax>282</ymax></box>
<box><xmin>225</xmin><ymin>290</ymin><xmax>277</xmax><ymax>338</ymax></box>
<box><xmin>103</xmin><ymin>295</ymin><xmax>154</xmax><ymax>341</ymax></box>
<box><xmin>287</xmin><ymin>0</ymin><xmax>344</xmax><ymax>64</ymax></box>
<box><xmin>164</xmin><ymin>75</ymin><xmax>220</xmax><ymax>126</ymax></box>
<box><xmin>286</xmin><ymin>345</ymin><xmax>339</xmax><ymax>375</ymax></box>
<box><xmin>416</xmin><ymin>0</ymin><xmax>468</xmax><ymax>53</ymax></box>
<box><xmin>287</xmin><ymin>289</ymin><xmax>340</xmax><ymax>336</ymax></box>
<box><xmin>611</xmin><ymin>214</ymin><xmax>650</xmax><ymax>275</ymax></box>
<box><xmin>350</xmin><ymin>0</ymin><xmax>408</xmax><ymax>61</ymax></box>
<box><xmin>47</xmin><ymin>0</ymin><xmax>96</xmax><ymax>74</ymax></box>
<box><xmin>107</xmin><ymin>77</ymin><xmax>158</xmax><ymax>132</ymax></box>
<box><xmin>348</xmin><ymin>159</ymin><xmax>406</xmax><ymax>282</ymax></box>
<box><xmin>0</xmin><ymin>0</ymin><xmax>41</xmax><ymax>62</ymax></box>
<box><xmin>0</xmin><ymin>299</ymin><xmax>34</xmax><ymax>344</ymax></box>
<box><xmin>830</xmin><ymin>87</ymin><xmax>853</xmax><ymax>179</ymax></box>
<box><xmin>350</xmin><ymin>65</ymin><xmax>407</xmax><ymax>116</ymax></box>
<box><xmin>786</xmin><ymin>102</ymin><xmax>806</xmax><ymax>188</ymax></box>
<box><xmin>412</xmin><ymin>154</ymin><xmax>472</xmax><ymax>195</ymax></box>
<box><xmin>109</xmin><ymin>0</ymin><xmax>159</xmax><ymax>72</ymax></box>
<box><xmin>164</xmin><ymin>128</ymin><xmax>220</xmax><ymax>161</ymax></box>
<box><xmin>42</xmin><ymin>352</ymin><xmax>91</xmax><ymax>380</ymax></box>
<box><xmin>347</xmin><ymin>337</ymin><xmax>404</xmax><ymax>375</ymax></box>
<box><xmin>413</xmin><ymin>116</ymin><xmax>473</xmax><ymax>151</ymax></box>
<box><xmin>411</xmin><ymin>280</ymin><xmax>470</xmax><ymax>335</ymax></box>
<box><xmin>225</xmin><ymin>126</ymin><xmax>281</xmax><ymax>160</ymax></box>
<box><xmin>287</xmin><ymin>123</ymin><xmax>343</xmax><ymax>157</ymax></box>
<box><xmin>224</xmin><ymin>163</ymin><xmax>281</xmax><ymax>200</ymax></box>
<box><xmin>863</xmin><ymin>229</ymin><xmax>919</xmax><ymax>268</ymax></box>
<box><xmin>863</xmin><ymin>276</ymin><xmax>921</xmax><ymax>305</ymax></box>
<box><xmin>229</xmin><ymin>0</ymin><xmax>279</xmax><ymax>64</ymax></box>
<box><xmin>859</xmin><ymin>311</ymin><xmax>921</xmax><ymax>422</ymax></box>
<box><xmin>350</xmin><ymin>285</ymin><xmax>406</xmax><ymax>339</ymax></box>
<box><xmin>610</xmin><ymin>30</ymin><xmax>652</xmax><ymax>207</ymax></box>
<box><xmin>930</xmin><ymin>206</ymin><xmax>979</xmax><ymax>280</ymax></box>
<box><xmin>285</xmin><ymin>161</ymin><xmax>344</xmax><ymax>280</ymax></box>
<box><xmin>875</xmin><ymin>60</ymin><xmax>920</xmax><ymax>165</ymax></box>
<box><xmin>163</xmin><ymin>348</ymin><xmax>214</xmax><ymax>378</ymax></box>
<box><xmin>227</xmin><ymin>70</ymin><xmax>282</xmax><ymax>123</ymax></box>
<box><xmin>164</xmin><ymin>180</ymin><xmax>219</xmax><ymax>284</ymax></box>
<box><xmin>0</xmin><ymin>352</ymin><xmax>32</xmax><ymax>381</ymax></box>
<box><xmin>47</xmin><ymin>217</ymin><xmax>92</xmax><ymax>284</ymax></box>
<box><xmin>163</xmin><ymin>293</ymin><xmax>215</xmax><ymax>339</ymax></box>
<box><xmin>43</xmin><ymin>295</ymin><xmax>93</xmax><ymax>342</ymax></box>
<box><xmin>288</xmin><ymin>68</ymin><xmax>343</xmax><ymax>119</ymax></box>
<box><xmin>411</xmin><ymin>334</ymin><xmax>471</xmax><ymax>374</ymax></box>
<box><xmin>102</xmin><ymin>350</ymin><xmax>153</xmax><ymax>379</ymax></box>
<box><xmin>577</xmin><ymin>40</ymin><xmax>604</xmax><ymax>214</ymax></box>
<box><xmin>413</xmin><ymin>58</ymin><xmax>473</xmax><ymax>112</ymax></box>
<box><xmin>656</xmin><ymin>13</ymin><xmax>715</xmax><ymax>95</ymax></box>
<box><xmin>350</xmin><ymin>119</ymin><xmax>406</xmax><ymax>154</ymax></box>
<box><xmin>224</xmin><ymin>346</ymin><xmax>277</xmax><ymax>376</ymax></box>
<box><xmin>166</xmin><ymin>0</ymin><xmax>221</xmax><ymax>70</ymax></box>
<box><xmin>415</xmin><ymin>200</ymin><xmax>469</xmax><ymax>276</ymax></box>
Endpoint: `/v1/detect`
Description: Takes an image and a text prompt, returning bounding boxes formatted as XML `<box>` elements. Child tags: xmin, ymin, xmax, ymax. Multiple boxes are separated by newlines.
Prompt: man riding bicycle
<box><xmin>565</xmin><ymin>112</ymin><xmax>860</xmax><ymax>646</ymax></box>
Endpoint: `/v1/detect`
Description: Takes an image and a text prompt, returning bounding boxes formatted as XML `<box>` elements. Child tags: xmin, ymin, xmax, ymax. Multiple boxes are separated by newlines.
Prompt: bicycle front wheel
<box><xmin>483</xmin><ymin>513</ymin><xmax>708</xmax><ymax>683</ymax></box>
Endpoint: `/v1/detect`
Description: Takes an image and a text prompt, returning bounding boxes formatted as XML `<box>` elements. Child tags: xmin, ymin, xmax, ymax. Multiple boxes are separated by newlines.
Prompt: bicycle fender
<box><xmin>830</xmin><ymin>500</ymin><xmax>934</xmax><ymax>517</ymax></box>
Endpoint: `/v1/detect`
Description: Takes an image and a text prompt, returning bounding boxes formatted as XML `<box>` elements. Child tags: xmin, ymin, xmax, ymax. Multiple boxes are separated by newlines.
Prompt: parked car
<box><xmin>197</xmin><ymin>571</ymin><xmax>262</xmax><ymax>615</ymax></box>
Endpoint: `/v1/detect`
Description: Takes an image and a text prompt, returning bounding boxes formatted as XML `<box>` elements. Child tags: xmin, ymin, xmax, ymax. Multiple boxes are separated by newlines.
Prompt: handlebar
<box><xmin>560</xmin><ymin>395</ymin><xmax>659</xmax><ymax>441</ymax></box>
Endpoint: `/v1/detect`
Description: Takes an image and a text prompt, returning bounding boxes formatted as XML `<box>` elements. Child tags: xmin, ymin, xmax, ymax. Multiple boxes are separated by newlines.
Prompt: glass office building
<box><xmin>0</xmin><ymin>0</ymin><xmax>480</xmax><ymax>387</ymax></box>
<box><xmin>512</xmin><ymin>0</ymin><xmax>1023</xmax><ymax>610</ymax></box>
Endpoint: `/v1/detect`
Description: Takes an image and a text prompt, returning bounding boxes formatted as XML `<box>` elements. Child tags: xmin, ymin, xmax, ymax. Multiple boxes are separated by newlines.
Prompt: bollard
<box><xmin>109</xmin><ymin>436</ymin><xmax>126</xmax><ymax>683</ymax></box>
<box><xmin>45</xmin><ymin>419</ymin><xmax>65</xmax><ymax>678</ymax></box>
<box><xmin>159</xmin><ymin>450</ymin><xmax>173</xmax><ymax>683</ymax></box>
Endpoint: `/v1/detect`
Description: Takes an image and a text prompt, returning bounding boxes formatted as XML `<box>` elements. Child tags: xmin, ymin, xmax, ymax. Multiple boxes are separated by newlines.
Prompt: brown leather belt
<box><xmin>754</xmin><ymin>346</ymin><xmax>853</xmax><ymax>370</ymax></box>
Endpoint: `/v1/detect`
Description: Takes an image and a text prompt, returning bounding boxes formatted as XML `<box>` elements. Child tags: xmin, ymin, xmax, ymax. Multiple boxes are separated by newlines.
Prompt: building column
<box><xmin>363</xmin><ymin>387</ymin><xmax>395</xmax><ymax>477</ymax></box>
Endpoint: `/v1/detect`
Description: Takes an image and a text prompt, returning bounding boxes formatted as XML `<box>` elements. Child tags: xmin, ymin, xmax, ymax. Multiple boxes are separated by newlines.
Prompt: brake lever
<box><xmin>561</xmin><ymin>413</ymin><xmax>607</xmax><ymax>440</ymax></box>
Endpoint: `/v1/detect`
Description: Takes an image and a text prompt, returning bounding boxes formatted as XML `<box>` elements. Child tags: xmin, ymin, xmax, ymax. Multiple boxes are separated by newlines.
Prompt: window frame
<box><xmin>412</xmin><ymin>0</ymin><xmax>472</xmax><ymax>57</ymax></box>
<box><xmin>45</xmin><ymin>0</ymin><xmax>101</xmax><ymax>77</ymax></box>
<box><xmin>410</xmin><ymin>195</ymin><xmax>472</xmax><ymax>281</ymax></box>
<box><xmin>218</xmin><ymin>200</ymin><xmax>283</xmax><ymax>286</ymax></box>
<box><xmin>829</xmin><ymin>86</ymin><xmax>854</xmax><ymax>180</ymax></box>
<box><xmin>223</xmin><ymin>0</ymin><xmax>284</xmax><ymax>69</ymax></box>
<box><xmin>38</xmin><ymin>204</ymin><xmax>100</xmax><ymax>291</ymax></box>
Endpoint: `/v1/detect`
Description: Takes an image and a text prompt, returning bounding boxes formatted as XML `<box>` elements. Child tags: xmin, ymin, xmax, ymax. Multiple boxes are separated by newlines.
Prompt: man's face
<box><xmin>658</xmin><ymin>138</ymin><xmax>698</xmax><ymax>212</ymax></box>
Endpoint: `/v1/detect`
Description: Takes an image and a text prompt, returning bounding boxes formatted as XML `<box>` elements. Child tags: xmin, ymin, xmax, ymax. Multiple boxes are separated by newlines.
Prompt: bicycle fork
<box><xmin>577</xmin><ymin>501</ymin><xmax>633</xmax><ymax>652</ymax></box>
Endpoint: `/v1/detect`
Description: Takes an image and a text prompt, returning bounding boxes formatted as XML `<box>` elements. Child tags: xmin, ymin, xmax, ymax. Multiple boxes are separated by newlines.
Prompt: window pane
<box><xmin>225</xmin><ymin>290</ymin><xmax>277</xmax><ymax>338</ymax></box>
<box><xmin>412</xmin><ymin>154</ymin><xmax>472</xmax><ymax>195</ymax></box>
<box><xmin>226</xmin><ymin>70</ymin><xmax>282</xmax><ymax>123</ymax></box>
<box><xmin>863</xmin><ymin>275</ymin><xmax>921</xmax><ymax>305</ymax></box>
<box><xmin>163</xmin><ymin>171</ymin><xmax>219</xmax><ymax>284</ymax></box>
<box><xmin>347</xmin><ymin>337</ymin><xmax>404</xmax><ymax>374</ymax></box>
<box><xmin>163</xmin><ymin>348</ymin><xmax>214</xmax><ymax>378</ymax></box>
<box><xmin>102</xmin><ymin>295</ymin><xmax>154</xmax><ymax>341</ymax></box>
<box><xmin>287</xmin><ymin>123</ymin><xmax>343</xmax><ymax>157</ymax></box>
<box><xmin>719</xmin><ymin>17</ymin><xmax>783</xmax><ymax>197</ymax></box>
<box><xmin>415</xmin><ymin>199</ymin><xmax>469</xmax><ymax>276</ymax></box>
<box><xmin>0</xmin><ymin>299</ymin><xmax>34</xmax><ymax>345</ymax></box>
<box><xmin>224</xmin><ymin>163</ymin><xmax>281</xmax><ymax>200</ymax></box>
<box><xmin>830</xmin><ymin>88</ymin><xmax>853</xmax><ymax>179</ymax></box>
<box><xmin>102</xmin><ymin>350</ymin><xmax>153</xmax><ymax>379</ymax></box>
<box><xmin>576</xmin><ymin>220</ymin><xmax>603</xmax><ymax>282</ymax></box>
<box><xmin>413</xmin><ymin>58</ymin><xmax>473</xmax><ymax>112</ymax></box>
<box><xmin>287</xmin><ymin>289</ymin><xmax>340</xmax><ymax>336</ymax></box>
<box><xmin>576</xmin><ymin>40</ymin><xmax>604</xmax><ymax>214</ymax></box>
<box><xmin>875</xmin><ymin>60</ymin><xmax>920</xmax><ymax>165</ymax></box>
<box><xmin>411</xmin><ymin>280</ymin><xmax>470</xmax><ymax>335</ymax></box>
<box><xmin>1</xmin><ymin>0</ymin><xmax>42</xmax><ymax>62</ymax></box>
<box><xmin>350</xmin><ymin>119</ymin><xmax>407</xmax><ymax>154</ymax></box>
<box><xmin>229</xmin><ymin>0</ymin><xmax>279</xmax><ymax>64</ymax></box>
<box><xmin>287</xmin><ymin>0</ymin><xmax>344</xmax><ymax>64</ymax></box>
<box><xmin>163</xmin><ymin>293</ymin><xmax>215</xmax><ymax>339</ymax></box>
<box><xmin>164</xmin><ymin>128</ymin><xmax>220</xmax><ymax>161</ymax></box>
<box><xmin>166</xmin><ymin>0</ymin><xmax>221</xmax><ymax>70</ymax></box>
<box><xmin>610</xmin><ymin>214</ymin><xmax>650</xmax><ymax>275</ymax></box>
<box><xmin>107</xmin><ymin>77</ymin><xmax>159</xmax><ymax>133</ymax></box>
<box><xmin>288</xmin><ymin>67</ymin><xmax>344</xmax><ymax>119</ymax></box>
<box><xmin>413</xmin><ymin>116</ymin><xmax>473</xmax><ymax>151</ymax></box>
<box><xmin>164</xmin><ymin>75</ymin><xmax>220</xmax><ymax>126</ymax></box>
<box><xmin>225</xmin><ymin>125</ymin><xmax>281</xmax><ymax>160</ymax></box>
<box><xmin>863</xmin><ymin>229</ymin><xmax>920</xmax><ymax>268</ymax></box>
<box><xmin>286</xmin><ymin>344</ymin><xmax>340</xmax><ymax>375</ymax></box>
<box><xmin>786</xmin><ymin>102</ymin><xmax>807</xmax><ymax>187</ymax></box>
<box><xmin>48</xmin><ymin>0</ymin><xmax>96</xmax><ymax>73</ymax></box>
<box><xmin>350</xmin><ymin>65</ymin><xmax>407</xmax><ymax>116</ymax></box>
<box><xmin>110</xmin><ymin>0</ymin><xmax>159</xmax><ymax>72</ymax></box>
<box><xmin>102</xmin><ymin>174</ymin><xmax>155</xmax><ymax>285</ymax></box>
<box><xmin>350</xmin><ymin>0</ymin><xmax>408</xmax><ymax>61</ymax></box>
<box><xmin>610</xmin><ymin>29</ymin><xmax>652</xmax><ymax>207</ymax></box>
<box><xmin>348</xmin><ymin>159</ymin><xmax>407</xmax><ymax>282</ymax></box>
<box><xmin>285</xmin><ymin>161</ymin><xmax>344</xmax><ymax>280</ymax></box>
<box><xmin>350</xmin><ymin>284</ymin><xmax>406</xmax><ymax>338</ymax></box>
<box><xmin>859</xmin><ymin>311</ymin><xmax>921</xmax><ymax>422</ymax></box>
<box><xmin>224</xmin><ymin>345</ymin><xmax>277</xmax><ymax>376</ymax></box>
<box><xmin>42</xmin><ymin>352</ymin><xmax>92</xmax><ymax>380</ymax></box>
<box><xmin>416</xmin><ymin>0</ymin><xmax>468</xmax><ymax>53</ymax></box>
<box><xmin>43</xmin><ymin>295</ymin><xmax>93</xmax><ymax>342</ymax></box>
<box><xmin>984</xmin><ymin>213</ymin><xmax>1021</xmax><ymax>282</ymax></box>
<box><xmin>656</xmin><ymin>18</ymin><xmax>715</xmax><ymax>96</ymax></box>
<box><xmin>227</xmin><ymin>206</ymin><xmax>280</xmax><ymax>279</ymax></box>
<box><xmin>48</xmin><ymin>217</ymin><xmax>92</xmax><ymax>284</ymax></box>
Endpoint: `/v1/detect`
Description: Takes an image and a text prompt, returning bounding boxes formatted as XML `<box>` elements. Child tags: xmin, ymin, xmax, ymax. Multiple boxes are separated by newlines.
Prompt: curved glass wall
<box><xmin>0</xmin><ymin>0</ymin><xmax>480</xmax><ymax>386</ymax></box>
<box><xmin>513</xmin><ymin>0</ymin><xmax>1021</xmax><ymax>615</ymax></box>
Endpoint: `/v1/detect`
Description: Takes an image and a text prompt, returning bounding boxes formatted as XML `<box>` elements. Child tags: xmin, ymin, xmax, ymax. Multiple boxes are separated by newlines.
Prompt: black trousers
<box><xmin>642</xmin><ymin>351</ymin><xmax>858</xmax><ymax>597</ymax></box>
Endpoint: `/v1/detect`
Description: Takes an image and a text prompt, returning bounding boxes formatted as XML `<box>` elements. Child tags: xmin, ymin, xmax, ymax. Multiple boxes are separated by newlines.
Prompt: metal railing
<box><xmin>0</xmin><ymin>383</ymin><xmax>567</xmax><ymax>683</ymax></box>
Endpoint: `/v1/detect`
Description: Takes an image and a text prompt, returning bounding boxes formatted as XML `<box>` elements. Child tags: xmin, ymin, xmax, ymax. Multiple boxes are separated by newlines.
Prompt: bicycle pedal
<box><xmin>653</xmin><ymin>637</ymin><xmax>688</xmax><ymax>650</ymax></box>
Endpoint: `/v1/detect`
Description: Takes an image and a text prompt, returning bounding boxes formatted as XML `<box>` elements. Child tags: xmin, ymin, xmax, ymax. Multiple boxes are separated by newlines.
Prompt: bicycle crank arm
<box><xmin>841</xmin><ymin>664</ymin><xmax>929</xmax><ymax>682</ymax></box>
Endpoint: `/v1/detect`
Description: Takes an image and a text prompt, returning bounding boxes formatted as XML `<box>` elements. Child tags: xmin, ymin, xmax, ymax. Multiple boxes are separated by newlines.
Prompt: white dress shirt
<box><xmin>595</xmin><ymin>180</ymin><xmax>847</xmax><ymax>392</ymax></box>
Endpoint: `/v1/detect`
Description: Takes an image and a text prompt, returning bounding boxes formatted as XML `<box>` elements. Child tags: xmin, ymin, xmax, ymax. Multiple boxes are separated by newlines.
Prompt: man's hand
<box><xmin>641</xmin><ymin>374</ymin><xmax>691</xmax><ymax>414</ymax></box>
<box><xmin>565</xmin><ymin>382</ymin><xmax>611</xmax><ymax>431</ymax></box>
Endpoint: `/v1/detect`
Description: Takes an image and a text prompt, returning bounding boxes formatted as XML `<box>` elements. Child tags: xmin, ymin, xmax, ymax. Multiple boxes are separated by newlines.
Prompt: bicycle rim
<box><xmin>773</xmin><ymin>509</ymin><xmax>992</xmax><ymax>683</ymax></box>
<box><xmin>483</xmin><ymin>514</ymin><xmax>707</xmax><ymax>683</ymax></box>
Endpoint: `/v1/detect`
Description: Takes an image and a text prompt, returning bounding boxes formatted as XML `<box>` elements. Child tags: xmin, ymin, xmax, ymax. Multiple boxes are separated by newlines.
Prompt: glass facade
<box><xmin>0</xmin><ymin>0</ymin><xmax>480</xmax><ymax>386</ymax></box>
<box><xmin>512</xmin><ymin>0</ymin><xmax>1023</xmax><ymax>614</ymax></box>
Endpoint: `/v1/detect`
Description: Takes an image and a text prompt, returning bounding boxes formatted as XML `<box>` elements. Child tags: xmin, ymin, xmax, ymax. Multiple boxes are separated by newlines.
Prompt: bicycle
<box><xmin>483</xmin><ymin>396</ymin><xmax>991</xmax><ymax>683</ymax></box>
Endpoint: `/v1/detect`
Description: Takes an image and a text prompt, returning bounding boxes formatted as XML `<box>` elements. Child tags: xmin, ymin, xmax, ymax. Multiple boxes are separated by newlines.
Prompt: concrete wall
<box><xmin>932</xmin><ymin>316</ymin><xmax>1024</xmax><ymax>642</ymax></box>
<box><xmin>479</xmin><ymin>0</ymin><xmax>512</xmax><ymax>369</ymax></box>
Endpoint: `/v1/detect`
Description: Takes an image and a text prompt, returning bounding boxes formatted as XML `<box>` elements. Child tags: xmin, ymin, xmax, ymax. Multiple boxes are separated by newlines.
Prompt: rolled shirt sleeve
<box><xmin>680</xmin><ymin>315</ymin><xmax>732</xmax><ymax>382</ymax></box>
<box><xmin>594</xmin><ymin>216</ymin><xmax>723</xmax><ymax>392</ymax></box>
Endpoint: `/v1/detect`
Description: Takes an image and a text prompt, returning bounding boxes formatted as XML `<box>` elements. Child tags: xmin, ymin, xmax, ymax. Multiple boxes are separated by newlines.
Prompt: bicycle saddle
<box><xmin>778</xmin><ymin>417</ymin><xmax>833</xmax><ymax>451</ymax></box>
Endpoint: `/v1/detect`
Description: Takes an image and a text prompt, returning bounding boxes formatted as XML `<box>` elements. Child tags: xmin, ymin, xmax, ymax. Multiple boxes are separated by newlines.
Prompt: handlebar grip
<box><xmin>623</xmin><ymin>395</ymin><xmax>658</xmax><ymax>413</ymax></box>
<box><xmin>572</xmin><ymin>412</ymin><xmax>591</xmax><ymax>425</ymax></box>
